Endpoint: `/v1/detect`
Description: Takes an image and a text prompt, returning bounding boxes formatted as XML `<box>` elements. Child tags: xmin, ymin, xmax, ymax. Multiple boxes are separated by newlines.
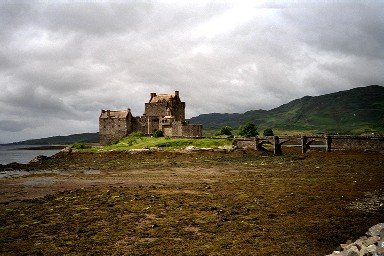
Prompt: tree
<box><xmin>215</xmin><ymin>126</ymin><xmax>233</xmax><ymax>136</ymax></box>
<box><xmin>263</xmin><ymin>128</ymin><xmax>274</xmax><ymax>136</ymax></box>
<box><xmin>238</xmin><ymin>122</ymin><xmax>258</xmax><ymax>137</ymax></box>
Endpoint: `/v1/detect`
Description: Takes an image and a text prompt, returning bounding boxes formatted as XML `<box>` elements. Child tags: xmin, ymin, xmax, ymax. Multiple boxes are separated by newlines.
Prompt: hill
<box><xmin>6</xmin><ymin>132</ymin><xmax>99</xmax><ymax>145</ymax></box>
<box><xmin>189</xmin><ymin>85</ymin><xmax>384</xmax><ymax>134</ymax></box>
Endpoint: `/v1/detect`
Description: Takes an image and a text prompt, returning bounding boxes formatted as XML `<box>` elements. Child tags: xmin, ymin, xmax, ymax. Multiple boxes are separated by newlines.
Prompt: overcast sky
<box><xmin>1</xmin><ymin>0</ymin><xmax>383</xmax><ymax>143</ymax></box>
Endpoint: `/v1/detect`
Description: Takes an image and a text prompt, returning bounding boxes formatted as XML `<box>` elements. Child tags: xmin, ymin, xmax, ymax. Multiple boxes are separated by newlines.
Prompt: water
<box><xmin>0</xmin><ymin>145</ymin><xmax>63</xmax><ymax>165</ymax></box>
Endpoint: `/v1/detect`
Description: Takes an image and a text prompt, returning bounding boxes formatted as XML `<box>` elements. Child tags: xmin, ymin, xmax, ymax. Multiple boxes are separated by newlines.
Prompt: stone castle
<box><xmin>99</xmin><ymin>91</ymin><xmax>202</xmax><ymax>145</ymax></box>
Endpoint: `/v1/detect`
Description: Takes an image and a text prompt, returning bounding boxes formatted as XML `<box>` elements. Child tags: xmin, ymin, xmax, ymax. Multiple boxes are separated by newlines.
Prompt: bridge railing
<box><xmin>233</xmin><ymin>135</ymin><xmax>384</xmax><ymax>155</ymax></box>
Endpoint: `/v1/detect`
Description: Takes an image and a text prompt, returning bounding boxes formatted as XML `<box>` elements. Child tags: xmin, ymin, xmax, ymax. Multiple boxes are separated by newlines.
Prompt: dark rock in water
<box><xmin>0</xmin><ymin>162</ymin><xmax>27</xmax><ymax>171</ymax></box>
<box><xmin>29</xmin><ymin>155</ymin><xmax>50</xmax><ymax>163</ymax></box>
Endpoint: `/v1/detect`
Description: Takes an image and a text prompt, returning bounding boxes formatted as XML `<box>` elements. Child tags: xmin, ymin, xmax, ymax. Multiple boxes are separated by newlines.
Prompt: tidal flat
<box><xmin>0</xmin><ymin>148</ymin><xmax>383</xmax><ymax>255</ymax></box>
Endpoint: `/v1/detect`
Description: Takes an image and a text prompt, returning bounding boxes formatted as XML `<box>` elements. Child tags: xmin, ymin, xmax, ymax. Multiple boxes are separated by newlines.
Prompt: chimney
<box><xmin>175</xmin><ymin>91</ymin><xmax>179</xmax><ymax>97</ymax></box>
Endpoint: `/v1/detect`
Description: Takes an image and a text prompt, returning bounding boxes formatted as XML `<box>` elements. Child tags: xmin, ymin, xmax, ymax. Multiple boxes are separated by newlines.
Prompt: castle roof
<box><xmin>99</xmin><ymin>110</ymin><xmax>129</xmax><ymax>119</ymax></box>
<box><xmin>149</xmin><ymin>93</ymin><xmax>177</xmax><ymax>103</ymax></box>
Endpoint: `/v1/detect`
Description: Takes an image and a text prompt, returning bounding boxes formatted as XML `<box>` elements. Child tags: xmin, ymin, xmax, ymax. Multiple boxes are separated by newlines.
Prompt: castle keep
<box><xmin>99</xmin><ymin>91</ymin><xmax>202</xmax><ymax>145</ymax></box>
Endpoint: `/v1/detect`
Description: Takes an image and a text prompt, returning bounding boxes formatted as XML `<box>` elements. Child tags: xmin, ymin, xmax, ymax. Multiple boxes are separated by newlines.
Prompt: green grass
<box><xmin>102</xmin><ymin>134</ymin><xmax>233</xmax><ymax>151</ymax></box>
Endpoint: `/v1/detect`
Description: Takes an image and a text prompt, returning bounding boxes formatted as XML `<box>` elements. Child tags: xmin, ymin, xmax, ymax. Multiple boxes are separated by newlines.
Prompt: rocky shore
<box><xmin>327</xmin><ymin>223</ymin><xmax>384</xmax><ymax>256</ymax></box>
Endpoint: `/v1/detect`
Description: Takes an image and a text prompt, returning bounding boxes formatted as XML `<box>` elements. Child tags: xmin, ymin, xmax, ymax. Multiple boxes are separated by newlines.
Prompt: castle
<box><xmin>99</xmin><ymin>91</ymin><xmax>203</xmax><ymax>145</ymax></box>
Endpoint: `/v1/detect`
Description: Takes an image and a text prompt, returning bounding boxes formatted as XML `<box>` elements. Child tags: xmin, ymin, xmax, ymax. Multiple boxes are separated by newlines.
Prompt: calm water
<box><xmin>0</xmin><ymin>145</ymin><xmax>62</xmax><ymax>165</ymax></box>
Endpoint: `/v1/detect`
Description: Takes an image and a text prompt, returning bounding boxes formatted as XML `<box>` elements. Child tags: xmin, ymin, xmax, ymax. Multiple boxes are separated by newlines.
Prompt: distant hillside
<box><xmin>7</xmin><ymin>132</ymin><xmax>99</xmax><ymax>145</ymax></box>
<box><xmin>189</xmin><ymin>85</ymin><xmax>384</xmax><ymax>134</ymax></box>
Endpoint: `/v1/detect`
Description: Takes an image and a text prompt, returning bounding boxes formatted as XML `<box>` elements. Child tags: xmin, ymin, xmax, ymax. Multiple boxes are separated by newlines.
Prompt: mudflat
<box><xmin>0</xmin><ymin>148</ymin><xmax>383</xmax><ymax>255</ymax></box>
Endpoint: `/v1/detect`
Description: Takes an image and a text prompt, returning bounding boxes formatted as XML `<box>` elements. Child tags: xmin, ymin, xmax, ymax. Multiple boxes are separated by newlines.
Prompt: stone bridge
<box><xmin>234</xmin><ymin>135</ymin><xmax>384</xmax><ymax>156</ymax></box>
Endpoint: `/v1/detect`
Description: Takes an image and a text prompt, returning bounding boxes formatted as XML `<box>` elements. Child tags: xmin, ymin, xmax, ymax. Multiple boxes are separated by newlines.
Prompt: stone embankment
<box><xmin>327</xmin><ymin>223</ymin><xmax>384</xmax><ymax>256</ymax></box>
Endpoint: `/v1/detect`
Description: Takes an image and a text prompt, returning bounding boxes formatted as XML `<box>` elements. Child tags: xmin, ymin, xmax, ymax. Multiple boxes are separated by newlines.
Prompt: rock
<box><xmin>329</xmin><ymin>223</ymin><xmax>384</xmax><ymax>256</ymax></box>
<box><xmin>60</xmin><ymin>146</ymin><xmax>73</xmax><ymax>153</ymax></box>
<box><xmin>29</xmin><ymin>155</ymin><xmax>49</xmax><ymax>163</ymax></box>
<box><xmin>218</xmin><ymin>145</ymin><xmax>235</xmax><ymax>152</ymax></box>
<box><xmin>377</xmin><ymin>247</ymin><xmax>384</xmax><ymax>256</ymax></box>
<box><xmin>326</xmin><ymin>251</ymin><xmax>342</xmax><ymax>256</ymax></box>
<box><xmin>184</xmin><ymin>146</ymin><xmax>198</xmax><ymax>151</ymax></box>
<box><xmin>363</xmin><ymin>236</ymin><xmax>379</xmax><ymax>247</ymax></box>
<box><xmin>345</xmin><ymin>245</ymin><xmax>359</xmax><ymax>256</ymax></box>
<box><xmin>366</xmin><ymin>223</ymin><xmax>384</xmax><ymax>236</ymax></box>
<box><xmin>360</xmin><ymin>244</ymin><xmax>377</xmax><ymax>256</ymax></box>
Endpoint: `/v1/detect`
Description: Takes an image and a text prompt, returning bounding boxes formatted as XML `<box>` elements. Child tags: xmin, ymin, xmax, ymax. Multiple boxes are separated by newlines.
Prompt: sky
<box><xmin>1</xmin><ymin>0</ymin><xmax>384</xmax><ymax>143</ymax></box>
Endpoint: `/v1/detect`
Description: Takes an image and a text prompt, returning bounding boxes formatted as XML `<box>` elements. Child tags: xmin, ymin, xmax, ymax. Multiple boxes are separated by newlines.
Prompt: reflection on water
<box><xmin>0</xmin><ymin>145</ymin><xmax>62</xmax><ymax>164</ymax></box>
<box><xmin>0</xmin><ymin>169</ymin><xmax>101</xmax><ymax>179</ymax></box>
<box><xmin>0</xmin><ymin>170</ymin><xmax>30</xmax><ymax>178</ymax></box>
<box><xmin>23</xmin><ymin>177</ymin><xmax>57</xmax><ymax>186</ymax></box>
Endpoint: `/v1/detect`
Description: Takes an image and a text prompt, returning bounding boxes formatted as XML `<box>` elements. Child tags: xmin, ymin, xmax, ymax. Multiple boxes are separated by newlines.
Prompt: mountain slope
<box><xmin>6</xmin><ymin>132</ymin><xmax>99</xmax><ymax>145</ymax></box>
<box><xmin>189</xmin><ymin>85</ymin><xmax>384</xmax><ymax>134</ymax></box>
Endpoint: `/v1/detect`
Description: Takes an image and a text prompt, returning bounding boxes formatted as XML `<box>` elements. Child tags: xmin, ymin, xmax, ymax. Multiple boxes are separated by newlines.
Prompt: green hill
<box><xmin>189</xmin><ymin>85</ymin><xmax>384</xmax><ymax>135</ymax></box>
<box><xmin>6</xmin><ymin>132</ymin><xmax>99</xmax><ymax>145</ymax></box>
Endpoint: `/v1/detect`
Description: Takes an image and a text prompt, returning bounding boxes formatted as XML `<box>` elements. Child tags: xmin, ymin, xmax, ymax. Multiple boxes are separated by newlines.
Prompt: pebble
<box><xmin>326</xmin><ymin>223</ymin><xmax>384</xmax><ymax>256</ymax></box>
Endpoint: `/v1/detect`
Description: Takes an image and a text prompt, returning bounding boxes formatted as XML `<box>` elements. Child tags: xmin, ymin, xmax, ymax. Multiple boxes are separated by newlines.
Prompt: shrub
<box><xmin>238</xmin><ymin>122</ymin><xmax>258</xmax><ymax>137</ymax></box>
<box><xmin>130</xmin><ymin>132</ymin><xmax>144</xmax><ymax>138</ymax></box>
<box><xmin>215</xmin><ymin>126</ymin><xmax>233</xmax><ymax>136</ymax></box>
<box><xmin>153</xmin><ymin>129</ymin><xmax>164</xmax><ymax>138</ymax></box>
<box><xmin>71</xmin><ymin>142</ymin><xmax>86</xmax><ymax>149</ymax></box>
<box><xmin>263</xmin><ymin>128</ymin><xmax>274</xmax><ymax>136</ymax></box>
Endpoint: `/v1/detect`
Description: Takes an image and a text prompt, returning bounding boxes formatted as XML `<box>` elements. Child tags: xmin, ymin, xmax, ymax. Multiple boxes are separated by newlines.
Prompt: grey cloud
<box><xmin>282</xmin><ymin>2</ymin><xmax>384</xmax><ymax>59</ymax></box>
<box><xmin>0</xmin><ymin>120</ymin><xmax>28</xmax><ymax>132</ymax></box>
<box><xmin>0</xmin><ymin>1</ymin><xmax>383</xmax><ymax>143</ymax></box>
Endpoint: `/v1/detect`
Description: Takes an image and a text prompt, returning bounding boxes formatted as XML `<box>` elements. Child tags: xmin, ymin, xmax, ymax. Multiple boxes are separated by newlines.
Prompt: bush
<box><xmin>263</xmin><ymin>128</ymin><xmax>274</xmax><ymax>136</ymax></box>
<box><xmin>238</xmin><ymin>122</ymin><xmax>258</xmax><ymax>137</ymax></box>
<box><xmin>153</xmin><ymin>129</ymin><xmax>164</xmax><ymax>138</ymax></box>
<box><xmin>215</xmin><ymin>126</ymin><xmax>233</xmax><ymax>136</ymax></box>
<box><xmin>71</xmin><ymin>142</ymin><xmax>86</xmax><ymax>149</ymax></box>
<box><xmin>130</xmin><ymin>132</ymin><xmax>144</xmax><ymax>138</ymax></box>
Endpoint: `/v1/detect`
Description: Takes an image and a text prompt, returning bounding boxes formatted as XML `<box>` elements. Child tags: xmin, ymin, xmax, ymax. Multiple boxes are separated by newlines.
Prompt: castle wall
<box><xmin>144</xmin><ymin>101</ymin><xmax>185</xmax><ymax>121</ymax></box>
<box><xmin>99</xmin><ymin>117</ymin><xmax>130</xmax><ymax>145</ymax></box>
<box><xmin>145</xmin><ymin>102</ymin><xmax>168</xmax><ymax>117</ymax></box>
<box><xmin>173</xmin><ymin>102</ymin><xmax>185</xmax><ymax>121</ymax></box>
<box><xmin>181</xmin><ymin>124</ymin><xmax>203</xmax><ymax>137</ymax></box>
<box><xmin>163</xmin><ymin>127</ymin><xmax>173</xmax><ymax>137</ymax></box>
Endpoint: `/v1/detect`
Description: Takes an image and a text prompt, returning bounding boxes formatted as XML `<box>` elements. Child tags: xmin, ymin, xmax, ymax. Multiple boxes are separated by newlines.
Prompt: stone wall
<box><xmin>144</xmin><ymin>102</ymin><xmax>168</xmax><ymax>117</ymax></box>
<box><xmin>234</xmin><ymin>138</ymin><xmax>256</xmax><ymax>149</ymax></box>
<box><xmin>99</xmin><ymin>117</ymin><xmax>129</xmax><ymax>145</ymax></box>
<box><xmin>167</xmin><ymin>122</ymin><xmax>202</xmax><ymax>137</ymax></box>
<box><xmin>330</xmin><ymin>136</ymin><xmax>384</xmax><ymax>151</ymax></box>
<box><xmin>180</xmin><ymin>124</ymin><xmax>203</xmax><ymax>137</ymax></box>
<box><xmin>144</xmin><ymin>101</ymin><xmax>185</xmax><ymax>121</ymax></box>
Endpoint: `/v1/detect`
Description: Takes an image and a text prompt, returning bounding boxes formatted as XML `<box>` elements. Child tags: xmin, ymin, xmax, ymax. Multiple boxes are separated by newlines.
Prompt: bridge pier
<box><xmin>302</xmin><ymin>136</ymin><xmax>307</xmax><ymax>153</ymax></box>
<box><xmin>255</xmin><ymin>137</ymin><xmax>267</xmax><ymax>151</ymax></box>
<box><xmin>302</xmin><ymin>136</ymin><xmax>316</xmax><ymax>153</ymax></box>
<box><xmin>325</xmin><ymin>136</ymin><xmax>332</xmax><ymax>152</ymax></box>
<box><xmin>274</xmin><ymin>136</ymin><xmax>287</xmax><ymax>156</ymax></box>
